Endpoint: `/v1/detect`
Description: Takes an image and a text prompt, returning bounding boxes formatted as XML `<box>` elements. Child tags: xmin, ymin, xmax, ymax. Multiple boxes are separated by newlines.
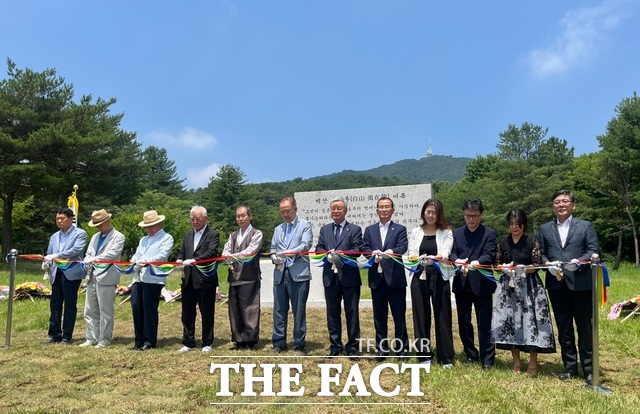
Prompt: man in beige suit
<box><xmin>79</xmin><ymin>209</ymin><xmax>125</xmax><ymax>348</ymax></box>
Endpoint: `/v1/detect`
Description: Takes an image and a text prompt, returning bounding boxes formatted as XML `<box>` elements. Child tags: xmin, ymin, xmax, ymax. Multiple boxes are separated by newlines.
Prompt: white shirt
<box><xmin>557</xmin><ymin>216</ymin><xmax>572</xmax><ymax>247</ymax></box>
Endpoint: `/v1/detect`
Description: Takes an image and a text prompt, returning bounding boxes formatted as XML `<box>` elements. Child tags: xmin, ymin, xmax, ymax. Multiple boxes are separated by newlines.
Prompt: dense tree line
<box><xmin>2</xmin><ymin>60</ymin><xmax>639</xmax><ymax>268</ymax></box>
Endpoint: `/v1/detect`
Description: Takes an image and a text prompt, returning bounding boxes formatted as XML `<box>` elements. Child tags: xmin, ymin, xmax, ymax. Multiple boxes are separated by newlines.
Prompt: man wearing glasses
<box><xmin>450</xmin><ymin>199</ymin><xmax>497</xmax><ymax>370</ymax></box>
<box><xmin>537</xmin><ymin>190</ymin><xmax>599</xmax><ymax>385</ymax></box>
<box><xmin>362</xmin><ymin>197</ymin><xmax>409</xmax><ymax>361</ymax></box>
<box><xmin>176</xmin><ymin>206</ymin><xmax>220</xmax><ymax>353</ymax></box>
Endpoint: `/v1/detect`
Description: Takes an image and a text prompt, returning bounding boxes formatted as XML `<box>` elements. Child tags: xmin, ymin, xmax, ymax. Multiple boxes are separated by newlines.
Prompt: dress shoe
<box><xmin>60</xmin><ymin>339</ymin><xmax>72</xmax><ymax>345</ymax></box>
<box><xmin>558</xmin><ymin>371</ymin><xmax>578</xmax><ymax>381</ymax></box>
<box><xmin>585</xmin><ymin>373</ymin><xmax>593</xmax><ymax>386</ymax></box>
<box><xmin>270</xmin><ymin>345</ymin><xmax>288</xmax><ymax>353</ymax></box>
<box><xmin>395</xmin><ymin>350</ymin><xmax>408</xmax><ymax>360</ymax></box>
<box><xmin>347</xmin><ymin>351</ymin><xmax>359</xmax><ymax>360</ymax></box>
<box><xmin>293</xmin><ymin>347</ymin><xmax>308</xmax><ymax>356</ymax></box>
<box><xmin>464</xmin><ymin>358</ymin><xmax>479</xmax><ymax>364</ymax></box>
<box><xmin>328</xmin><ymin>349</ymin><xmax>342</xmax><ymax>357</ymax></box>
<box><xmin>78</xmin><ymin>340</ymin><xmax>96</xmax><ymax>348</ymax></box>
<box><xmin>44</xmin><ymin>337</ymin><xmax>61</xmax><ymax>344</ymax></box>
<box><xmin>130</xmin><ymin>346</ymin><xmax>142</xmax><ymax>351</ymax></box>
<box><xmin>229</xmin><ymin>344</ymin><xmax>245</xmax><ymax>351</ymax></box>
<box><xmin>374</xmin><ymin>351</ymin><xmax>388</xmax><ymax>362</ymax></box>
<box><xmin>140</xmin><ymin>344</ymin><xmax>154</xmax><ymax>351</ymax></box>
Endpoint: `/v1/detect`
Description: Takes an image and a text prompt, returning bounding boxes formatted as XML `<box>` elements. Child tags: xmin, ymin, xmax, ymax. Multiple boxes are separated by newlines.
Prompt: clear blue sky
<box><xmin>2</xmin><ymin>1</ymin><xmax>638</xmax><ymax>189</ymax></box>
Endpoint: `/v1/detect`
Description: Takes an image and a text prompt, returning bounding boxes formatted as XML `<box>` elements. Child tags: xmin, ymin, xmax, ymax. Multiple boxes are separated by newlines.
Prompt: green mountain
<box><xmin>312</xmin><ymin>155</ymin><xmax>472</xmax><ymax>184</ymax></box>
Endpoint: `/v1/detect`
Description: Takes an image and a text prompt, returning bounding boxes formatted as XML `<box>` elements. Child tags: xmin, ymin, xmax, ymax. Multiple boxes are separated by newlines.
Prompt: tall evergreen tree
<box><xmin>0</xmin><ymin>59</ymin><xmax>142</xmax><ymax>255</ymax></box>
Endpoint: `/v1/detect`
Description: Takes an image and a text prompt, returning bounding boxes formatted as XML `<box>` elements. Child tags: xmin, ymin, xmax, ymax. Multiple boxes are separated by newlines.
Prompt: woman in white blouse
<box><xmin>407</xmin><ymin>198</ymin><xmax>455</xmax><ymax>368</ymax></box>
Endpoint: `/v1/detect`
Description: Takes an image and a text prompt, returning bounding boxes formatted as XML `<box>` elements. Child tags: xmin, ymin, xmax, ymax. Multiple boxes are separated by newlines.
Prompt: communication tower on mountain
<box><xmin>427</xmin><ymin>138</ymin><xmax>433</xmax><ymax>157</ymax></box>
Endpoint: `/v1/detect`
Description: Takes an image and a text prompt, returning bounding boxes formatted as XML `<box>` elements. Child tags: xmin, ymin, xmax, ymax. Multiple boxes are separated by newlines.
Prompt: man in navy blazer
<box><xmin>270</xmin><ymin>197</ymin><xmax>313</xmax><ymax>354</ymax></box>
<box><xmin>43</xmin><ymin>207</ymin><xmax>87</xmax><ymax>344</ymax></box>
<box><xmin>450</xmin><ymin>199</ymin><xmax>497</xmax><ymax>369</ymax></box>
<box><xmin>362</xmin><ymin>197</ymin><xmax>409</xmax><ymax>360</ymax></box>
<box><xmin>315</xmin><ymin>197</ymin><xmax>363</xmax><ymax>357</ymax></box>
<box><xmin>176</xmin><ymin>206</ymin><xmax>220</xmax><ymax>353</ymax></box>
<box><xmin>537</xmin><ymin>190</ymin><xmax>600</xmax><ymax>385</ymax></box>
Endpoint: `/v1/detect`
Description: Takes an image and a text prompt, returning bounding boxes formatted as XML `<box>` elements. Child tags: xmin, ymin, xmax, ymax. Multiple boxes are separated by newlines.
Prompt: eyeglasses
<box><xmin>553</xmin><ymin>199</ymin><xmax>573</xmax><ymax>206</ymax></box>
<box><xmin>236</xmin><ymin>214</ymin><xmax>248</xmax><ymax>219</ymax></box>
<box><xmin>190</xmin><ymin>217</ymin><xmax>205</xmax><ymax>222</ymax></box>
<box><xmin>377</xmin><ymin>205</ymin><xmax>393</xmax><ymax>210</ymax></box>
<box><xmin>464</xmin><ymin>214</ymin><xmax>480</xmax><ymax>219</ymax></box>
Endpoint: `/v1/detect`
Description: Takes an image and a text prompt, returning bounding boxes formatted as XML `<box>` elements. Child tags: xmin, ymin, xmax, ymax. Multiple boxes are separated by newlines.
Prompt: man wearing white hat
<box><xmin>79</xmin><ymin>209</ymin><xmax>125</xmax><ymax>349</ymax></box>
<box><xmin>129</xmin><ymin>210</ymin><xmax>174</xmax><ymax>350</ymax></box>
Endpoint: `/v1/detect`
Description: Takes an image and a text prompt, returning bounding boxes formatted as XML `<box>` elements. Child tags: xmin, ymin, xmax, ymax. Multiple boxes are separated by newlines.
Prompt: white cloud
<box><xmin>186</xmin><ymin>163</ymin><xmax>221</xmax><ymax>189</ymax></box>
<box><xmin>527</xmin><ymin>0</ymin><xmax>628</xmax><ymax>79</ymax></box>
<box><xmin>146</xmin><ymin>127</ymin><xmax>217</xmax><ymax>150</ymax></box>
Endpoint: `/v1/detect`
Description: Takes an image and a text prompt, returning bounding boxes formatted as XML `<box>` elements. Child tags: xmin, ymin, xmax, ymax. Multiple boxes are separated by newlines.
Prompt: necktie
<box><xmin>285</xmin><ymin>223</ymin><xmax>293</xmax><ymax>244</ymax></box>
<box><xmin>334</xmin><ymin>223</ymin><xmax>340</xmax><ymax>243</ymax></box>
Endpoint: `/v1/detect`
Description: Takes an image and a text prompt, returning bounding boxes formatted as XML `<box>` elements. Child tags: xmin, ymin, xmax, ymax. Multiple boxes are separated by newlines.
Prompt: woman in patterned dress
<box><xmin>491</xmin><ymin>209</ymin><xmax>556</xmax><ymax>375</ymax></box>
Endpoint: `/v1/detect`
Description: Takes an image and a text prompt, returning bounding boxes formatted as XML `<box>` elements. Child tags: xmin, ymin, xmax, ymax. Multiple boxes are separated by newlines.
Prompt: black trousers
<box><xmin>229</xmin><ymin>281</ymin><xmax>261</xmax><ymax>346</ymax></box>
<box><xmin>48</xmin><ymin>270</ymin><xmax>82</xmax><ymax>341</ymax></box>
<box><xmin>455</xmin><ymin>284</ymin><xmax>495</xmax><ymax>366</ymax></box>
<box><xmin>130</xmin><ymin>282</ymin><xmax>163</xmax><ymax>348</ymax></box>
<box><xmin>547</xmin><ymin>283</ymin><xmax>593</xmax><ymax>375</ymax></box>
<box><xmin>181</xmin><ymin>280</ymin><xmax>216</xmax><ymax>348</ymax></box>
<box><xmin>371</xmin><ymin>277</ymin><xmax>408</xmax><ymax>354</ymax></box>
<box><xmin>411</xmin><ymin>273</ymin><xmax>455</xmax><ymax>364</ymax></box>
<box><xmin>324</xmin><ymin>276</ymin><xmax>360</xmax><ymax>354</ymax></box>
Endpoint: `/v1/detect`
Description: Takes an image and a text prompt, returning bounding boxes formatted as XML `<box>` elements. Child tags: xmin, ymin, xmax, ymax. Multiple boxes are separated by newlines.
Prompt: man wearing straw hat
<box><xmin>43</xmin><ymin>207</ymin><xmax>87</xmax><ymax>344</ymax></box>
<box><xmin>176</xmin><ymin>206</ymin><xmax>220</xmax><ymax>353</ymax></box>
<box><xmin>129</xmin><ymin>210</ymin><xmax>174</xmax><ymax>350</ymax></box>
<box><xmin>79</xmin><ymin>209</ymin><xmax>125</xmax><ymax>349</ymax></box>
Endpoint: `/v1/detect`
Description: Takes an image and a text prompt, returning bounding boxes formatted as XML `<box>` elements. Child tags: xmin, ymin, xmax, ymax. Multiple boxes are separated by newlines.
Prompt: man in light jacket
<box><xmin>80</xmin><ymin>209</ymin><xmax>125</xmax><ymax>348</ymax></box>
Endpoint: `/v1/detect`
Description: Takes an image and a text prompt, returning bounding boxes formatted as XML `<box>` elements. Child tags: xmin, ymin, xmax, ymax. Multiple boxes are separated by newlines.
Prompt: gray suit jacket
<box><xmin>46</xmin><ymin>226</ymin><xmax>87</xmax><ymax>283</ymax></box>
<box><xmin>85</xmin><ymin>228</ymin><xmax>125</xmax><ymax>286</ymax></box>
<box><xmin>537</xmin><ymin>216</ymin><xmax>600</xmax><ymax>291</ymax></box>
<box><xmin>271</xmin><ymin>216</ymin><xmax>313</xmax><ymax>283</ymax></box>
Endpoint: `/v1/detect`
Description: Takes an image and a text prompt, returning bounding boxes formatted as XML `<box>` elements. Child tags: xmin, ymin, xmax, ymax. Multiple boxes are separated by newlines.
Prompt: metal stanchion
<box><xmin>583</xmin><ymin>253</ymin><xmax>612</xmax><ymax>394</ymax></box>
<box><xmin>2</xmin><ymin>249</ymin><xmax>18</xmax><ymax>349</ymax></box>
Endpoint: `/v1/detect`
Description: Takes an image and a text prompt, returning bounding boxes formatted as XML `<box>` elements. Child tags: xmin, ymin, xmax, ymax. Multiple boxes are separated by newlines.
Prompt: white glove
<box><xmin>41</xmin><ymin>261</ymin><xmax>51</xmax><ymax>270</ymax></box>
<box><xmin>327</xmin><ymin>253</ymin><xmax>339</xmax><ymax>264</ymax></box>
<box><xmin>224</xmin><ymin>257</ymin><xmax>235</xmax><ymax>266</ymax></box>
<box><xmin>381</xmin><ymin>249</ymin><xmax>393</xmax><ymax>259</ymax></box>
<box><xmin>500</xmin><ymin>262</ymin><xmax>512</xmax><ymax>272</ymax></box>
<box><xmin>134</xmin><ymin>263</ymin><xmax>143</xmax><ymax>272</ymax></box>
<box><xmin>514</xmin><ymin>264</ymin><xmax>526</xmax><ymax>277</ymax></box>
<box><xmin>183</xmin><ymin>259</ymin><xmax>196</xmax><ymax>266</ymax></box>
<box><xmin>423</xmin><ymin>255</ymin><xmax>435</xmax><ymax>266</ymax></box>
<box><xmin>454</xmin><ymin>258</ymin><xmax>468</xmax><ymax>265</ymax></box>
<box><xmin>83</xmin><ymin>257</ymin><xmax>95</xmax><ymax>264</ymax></box>
<box><xmin>548</xmin><ymin>265</ymin><xmax>561</xmax><ymax>277</ymax></box>
<box><xmin>564</xmin><ymin>258</ymin><xmax>580</xmax><ymax>272</ymax></box>
<box><xmin>570</xmin><ymin>258</ymin><xmax>580</xmax><ymax>264</ymax></box>
<box><xmin>271</xmin><ymin>254</ymin><xmax>283</xmax><ymax>265</ymax></box>
<box><xmin>44</xmin><ymin>254</ymin><xmax>58</xmax><ymax>261</ymax></box>
<box><xmin>468</xmin><ymin>260</ymin><xmax>480</xmax><ymax>271</ymax></box>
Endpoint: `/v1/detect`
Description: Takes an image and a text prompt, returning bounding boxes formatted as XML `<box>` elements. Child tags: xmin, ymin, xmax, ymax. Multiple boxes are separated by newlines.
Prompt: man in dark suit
<box><xmin>315</xmin><ymin>197</ymin><xmax>363</xmax><ymax>357</ymax></box>
<box><xmin>362</xmin><ymin>197</ymin><xmax>409</xmax><ymax>361</ymax></box>
<box><xmin>537</xmin><ymin>190</ymin><xmax>600</xmax><ymax>385</ymax></box>
<box><xmin>450</xmin><ymin>199</ymin><xmax>497</xmax><ymax>370</ymax></box>
<box><xmin>176</xmin><ymin>205</ymin><xmax>220</xmax><ymax>353</ymax></box>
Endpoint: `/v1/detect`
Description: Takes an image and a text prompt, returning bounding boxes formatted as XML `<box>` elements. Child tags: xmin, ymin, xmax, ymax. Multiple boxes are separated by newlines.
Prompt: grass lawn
<box><xmin>1</xmin><ymin>260</ymin><xmax>639</xmax><ymax>413</ymax></box>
